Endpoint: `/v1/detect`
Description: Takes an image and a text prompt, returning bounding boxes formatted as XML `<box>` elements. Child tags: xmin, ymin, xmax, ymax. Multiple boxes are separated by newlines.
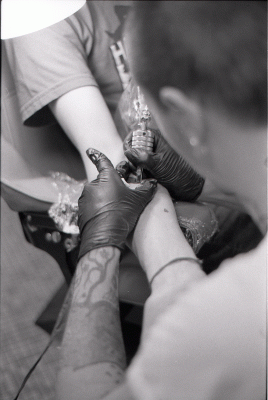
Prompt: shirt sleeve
<box><xmin>127</xmin><ymin>237</ymin><xmax>267</xmax><ymax>400</ymax></box>
<box><xmin>4</xmin><ymin>8</ymin><xmax>96</xmax><ymax>126</ymax></box>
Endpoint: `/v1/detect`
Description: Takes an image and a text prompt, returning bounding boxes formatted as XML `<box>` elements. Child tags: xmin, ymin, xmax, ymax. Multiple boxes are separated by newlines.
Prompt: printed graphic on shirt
<box><xmin>106</xmin><ymin>5</ymin><xmax>131</xmax><ymax>90</ymax></box>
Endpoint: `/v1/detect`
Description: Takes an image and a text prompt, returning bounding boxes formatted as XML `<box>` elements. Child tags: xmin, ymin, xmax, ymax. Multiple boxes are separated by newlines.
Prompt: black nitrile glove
<box><xmin>78</xmin><ymin>148</ymin><xmax>157</xmax><ymax>260</ymax></box>
<box><xmin>124</xmin><ymin>129</ymin><xmax>205</xmax><ymax>202</ymax></box>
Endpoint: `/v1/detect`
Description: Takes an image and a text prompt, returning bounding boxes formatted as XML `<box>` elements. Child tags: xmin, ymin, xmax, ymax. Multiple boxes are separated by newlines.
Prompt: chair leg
<box><xmin>18</xmin><ymin>211</ymin><xmax>78</xmax><ymax>333</ymax></box>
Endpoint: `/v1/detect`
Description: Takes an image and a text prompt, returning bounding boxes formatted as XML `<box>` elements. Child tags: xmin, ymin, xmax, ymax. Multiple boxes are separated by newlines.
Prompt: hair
<box><xmin>128</xmin><ymin>1</ymin><xmax>267</xmax><ymax>125</ymax></box>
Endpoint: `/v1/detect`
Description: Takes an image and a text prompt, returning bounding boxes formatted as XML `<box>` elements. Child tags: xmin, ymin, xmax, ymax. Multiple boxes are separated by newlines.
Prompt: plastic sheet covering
<box><xmin>116</xmin><ymin>79</ymin><xmax>159</xmax><ymax>135</ymax></box>
<box><xmin>174</xmin><ymin>201</ymin><xmax>219</xmax><ymax>253</ymax></box>
<box><xmin>48</xmin><ymin>172</ymin><xmax>86</xmax><ymax>234</ymax></box>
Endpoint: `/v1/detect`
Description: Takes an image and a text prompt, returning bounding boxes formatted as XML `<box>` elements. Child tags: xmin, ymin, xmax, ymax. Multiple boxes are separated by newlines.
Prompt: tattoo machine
<box><xmin>131</xmin><ymin>87</ymin><xmax>155</xmax><ymax>183</ymax></box>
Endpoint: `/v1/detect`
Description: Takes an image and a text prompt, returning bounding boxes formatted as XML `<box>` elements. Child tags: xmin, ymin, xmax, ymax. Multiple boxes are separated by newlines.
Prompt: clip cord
<box><xmin>12</xmin><ymin>284</ymin><xmax>73</xmax><ymax>400</ymax></box>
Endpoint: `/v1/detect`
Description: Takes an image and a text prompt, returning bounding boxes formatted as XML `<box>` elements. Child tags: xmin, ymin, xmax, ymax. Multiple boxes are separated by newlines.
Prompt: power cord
<box><xmin>12</xmin><ymin>284</ymin><xmax>72</xmax><ymax>400</ymax></box>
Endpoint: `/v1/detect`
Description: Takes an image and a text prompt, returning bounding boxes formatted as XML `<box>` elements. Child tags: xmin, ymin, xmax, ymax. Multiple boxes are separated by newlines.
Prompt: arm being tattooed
<box><xmin>56</xmin><ymin>246</ymin><xmax>126</xmax><ymax>400</ymax></box>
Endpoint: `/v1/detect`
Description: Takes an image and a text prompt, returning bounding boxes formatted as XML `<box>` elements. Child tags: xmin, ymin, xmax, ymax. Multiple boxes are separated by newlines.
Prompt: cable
<box><xmin>12</xmin><ymin>284</ymin><xmax>73</xmax><ymax>400</ymax></box>
<box><xmin>12</xmin><ymin>338</ymin><xmax>53</xmax><ymax>400</ymax></box>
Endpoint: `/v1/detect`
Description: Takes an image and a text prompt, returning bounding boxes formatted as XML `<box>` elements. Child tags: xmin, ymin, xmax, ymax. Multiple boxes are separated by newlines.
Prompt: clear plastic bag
<box><xmin>174</xmin><ymin>201</ymin><xmax>219</xmax><ymax>253</ymax></box>
<box><xmin>116</xmin><ymin>79</ymin><xmax>159</xmax><ymax>135</ymax></box>
<box><xmin>48</xmin><ymin>172</ymin><xmax>86</xmax><ymax>234</ymax></box>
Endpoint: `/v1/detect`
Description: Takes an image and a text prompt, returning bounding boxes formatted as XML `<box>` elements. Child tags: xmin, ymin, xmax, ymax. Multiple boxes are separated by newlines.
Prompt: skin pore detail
<box><xmin>59</xmin><ymin>247</ymin><xmax>126</xmax><ymax>374</ymax></box>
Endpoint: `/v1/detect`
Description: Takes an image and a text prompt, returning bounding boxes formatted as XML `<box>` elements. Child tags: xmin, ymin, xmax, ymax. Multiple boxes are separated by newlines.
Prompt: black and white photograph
<box><xmin>1</xmin><ymin>1</ymin><xmax>267</xmax><ymax>399</ymax></box>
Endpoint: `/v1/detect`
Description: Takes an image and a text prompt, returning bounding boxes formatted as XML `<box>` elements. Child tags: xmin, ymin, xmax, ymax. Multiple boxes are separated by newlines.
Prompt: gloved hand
<box><xmin>78</xmin><ymin>148</ymin><xmax>157</xmax><ymax>260</ymax></box>
<box><xmin>123</xmin><ymin>129</ymin><xmax>205</xmax><ymax>202</ymax></box>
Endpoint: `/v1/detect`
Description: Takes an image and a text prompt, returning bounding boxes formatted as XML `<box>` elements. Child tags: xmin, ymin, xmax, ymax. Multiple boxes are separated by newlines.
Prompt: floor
<box><xmin>1</xmin><ymin>197</ymin><xmax>64</xmax><ymax>400</ymax></box>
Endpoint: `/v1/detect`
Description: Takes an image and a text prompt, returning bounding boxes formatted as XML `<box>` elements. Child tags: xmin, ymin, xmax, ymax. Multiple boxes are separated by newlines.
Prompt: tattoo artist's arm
<box><xmin>56</xmin><ymin>151</ymin><xmax>156</xmax><ymax>400</ymax></box>
<box><xmin>56</xmin><ymin>246</ymin><xmax>126</xmax><ymax>400</ymax></box>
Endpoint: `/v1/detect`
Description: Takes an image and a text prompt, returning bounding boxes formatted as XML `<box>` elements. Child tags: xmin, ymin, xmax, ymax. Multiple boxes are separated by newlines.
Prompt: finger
<box><xmin>123</xmin><ymin>131</ymin><xmax>133</xmax><ymax>152</ymax></box>
<box><xmin>116</xmin><ymin>161</ymin><xmax>133</xmax><ymax>180</ymax></box>
<box><xmin>124</xmin><ymin>148</ymin><xmax>152</xmax><ymax>167</ymax></box>
<box><xmin>151</xmin><ymin>129</ymin><xmax>162</xmax><ymax>146</ymax></box>
<box><xmin>86</xmin><ymin>148</ymin><xmax>114</xmax><ymax>174</ymax></box>
<box><xmin>135</xmin><ymin>178</ymin><xmax>157</xmax><ymax>193</ymax></box>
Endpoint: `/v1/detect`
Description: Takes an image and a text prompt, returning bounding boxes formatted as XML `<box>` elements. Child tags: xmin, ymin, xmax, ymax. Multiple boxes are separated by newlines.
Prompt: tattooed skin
<box><xmin>59</xmin><ymin>247</ymin><xmax>126</xmax><ymax>376</ymax></box>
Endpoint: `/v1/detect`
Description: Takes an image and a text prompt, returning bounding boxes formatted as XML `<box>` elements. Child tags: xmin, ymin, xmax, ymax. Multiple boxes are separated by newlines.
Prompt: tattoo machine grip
<box><xmin>131</xmin><ymin>106</ymin><xmax>155</xmax><ymax>182</ymax></box>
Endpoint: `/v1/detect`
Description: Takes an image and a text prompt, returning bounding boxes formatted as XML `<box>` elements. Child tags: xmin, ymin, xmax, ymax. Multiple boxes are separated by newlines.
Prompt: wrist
<box><xmin>77</xmin><ymin>246</ymin><xmax>121</xmax><ymax>270</ymax></box>
<box><xmin>78</xmin><ymin>213</ymin><xmax>128</xmax><ymax>260</ymax></box>
<box><xmin>79</xmin><ymin>245</ymin><xmax>121</xmax><ymax>259</ymax></box>
<box><xmin>149</xmin><ymin>257</ymin><xmax>204</xmax><ymax>290</ymax></box>
<box><xmin>76</xmin><ymin>247</ymin><xmax>121</xmax><ymax>298</ymax></box>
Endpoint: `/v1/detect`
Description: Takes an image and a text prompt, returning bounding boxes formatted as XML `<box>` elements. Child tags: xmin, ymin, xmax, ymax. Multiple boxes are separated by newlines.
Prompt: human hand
<box><xmin>78</xmin><ymin>148</ymin><xmax>157</xmax><ymax>260</ymax></box>
<box><xmin>123</xmin><ymin>129</ymin><xmax>205</xmax><ymax>201</ymax></box>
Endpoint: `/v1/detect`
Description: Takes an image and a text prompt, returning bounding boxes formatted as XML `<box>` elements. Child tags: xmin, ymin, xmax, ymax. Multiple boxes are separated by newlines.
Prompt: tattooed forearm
<box><xmin>59</xmin><ymin>247</ymin><xmax>126</xmax><ymax>373</ymax></box>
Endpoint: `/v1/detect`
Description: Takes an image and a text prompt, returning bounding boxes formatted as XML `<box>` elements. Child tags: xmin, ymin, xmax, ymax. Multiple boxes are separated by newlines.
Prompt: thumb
<box><xmin>116</xmin><ymin>160</ymin><xmax>133</xmax><ymax>180</ymax></box>
<box><xmin>86</xmin><ymin>148</ymin><xmax>114</xmax><ymax>175</ymax></box>
<box><xmin>124</xmin><ymin>147</ymin><xmax>152</xmax><ymax>167</ymax></box>
<box><xmin>125</xmin><ymin>148</ymin><xmax>162</xmax><ymax>172</ymax></box>
<box><xmin>123</xmin><ymin>131</ymin><xmax>133</xmax><ymax>152</ymax></box>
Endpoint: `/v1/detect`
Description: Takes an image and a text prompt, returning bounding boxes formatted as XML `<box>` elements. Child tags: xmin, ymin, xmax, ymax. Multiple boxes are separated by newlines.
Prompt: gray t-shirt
<box><xmin>4</xmin><ymin>1</ymin><xmax>131</xmax><ymax>126</ymax></box>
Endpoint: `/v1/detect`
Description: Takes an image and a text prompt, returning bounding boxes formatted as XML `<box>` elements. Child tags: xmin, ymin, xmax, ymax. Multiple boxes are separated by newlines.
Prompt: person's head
<box><xmin>126</xmin><ymin>1</ymin><xmax>267</xmax><ymax>219</ymax></box>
